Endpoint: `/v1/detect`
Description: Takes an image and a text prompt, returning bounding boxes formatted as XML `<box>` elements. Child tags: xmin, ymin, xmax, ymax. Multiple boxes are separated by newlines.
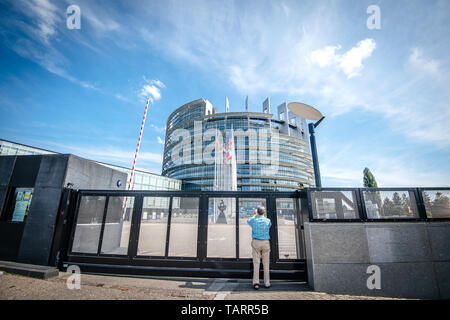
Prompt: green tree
<box><xmin>382</xmin><ymin>197</ymin><xmax>394</xmax><ymax>217</ymax></box>
<box><xmin>392</xmin><ymin>192</ymin><xmax>402</xmax><ymax>206</ymax></box>
<box><xmin>363</xmin><ymin>168</ymin><xmax>381</xmax><ymax>213</ymax></box>
<box><xmin>363</xmin><ymin>168</ymin><xmax>378</xmax><ymax>188</ymax></box>
<box><xmin>422</xmin><ymin>191</ymin><xmax>432</xmax><ymax>217</ymax></box>
<box><xmin>391</xmin><ymin>192</ymin><xmax>407</xmax><ymax>216</ymax></box>
<box><xmin>431</xmin><ymin>192</ymin><xmax>450</xmax><ymax>218</ymax></box>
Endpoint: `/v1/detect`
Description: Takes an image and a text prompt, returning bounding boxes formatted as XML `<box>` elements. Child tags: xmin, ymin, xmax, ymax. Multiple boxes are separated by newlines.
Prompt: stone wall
<box><xmin>304</xmin><ymin>221</ymin><xmax>450</xmax><ymax>299</ymax></box>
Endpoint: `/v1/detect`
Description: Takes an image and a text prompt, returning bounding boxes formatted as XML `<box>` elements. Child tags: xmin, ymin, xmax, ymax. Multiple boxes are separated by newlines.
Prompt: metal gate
<box><xmin>55</xmin><ymin>189</ymin><xmax>308</xmax><ymax>280</ymax></box>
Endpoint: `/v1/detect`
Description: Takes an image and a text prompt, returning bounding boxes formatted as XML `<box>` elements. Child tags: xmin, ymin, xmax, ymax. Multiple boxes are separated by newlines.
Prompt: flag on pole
<box><xmin>225</xmin><ymin>125</ymin><xmax>237</xmax><ymax>191</ymax></box>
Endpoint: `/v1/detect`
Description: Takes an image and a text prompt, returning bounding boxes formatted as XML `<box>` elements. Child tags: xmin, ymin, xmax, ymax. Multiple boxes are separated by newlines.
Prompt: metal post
<box><xmin>308</xmin><ymin>122</ymin><xmax>322</xmax><ymax>188</ymax></box>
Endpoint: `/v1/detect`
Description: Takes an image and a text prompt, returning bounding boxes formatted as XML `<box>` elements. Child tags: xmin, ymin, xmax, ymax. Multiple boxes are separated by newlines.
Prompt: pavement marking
<box><xmin>213</xmin><ymin>283</ymin><xmax>239</xmax><ymax>300</ymax></box>
<box><xmin>214</xmin><ymin>293</ymin><xmax>228</xmax><ymax>300</ymax></box>
<box><xmin>203</xmin><ymin>279</ymin><xmax>227</xmax><ymax>295</ymax></box>
<box><xmin>204</xmin><ymin>280</ymin><xmax>238</xmax><ymax>300</ymax></box>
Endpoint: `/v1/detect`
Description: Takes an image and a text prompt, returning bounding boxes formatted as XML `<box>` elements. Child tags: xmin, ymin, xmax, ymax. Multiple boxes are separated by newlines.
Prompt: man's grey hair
<box><xmin>257</xmin><ymin>205</ymin><xmax>266</xmax><ymax>215</ymax></box>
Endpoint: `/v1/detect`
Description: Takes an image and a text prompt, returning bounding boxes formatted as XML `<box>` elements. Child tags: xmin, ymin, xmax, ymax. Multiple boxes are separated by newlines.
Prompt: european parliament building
<box><xmin>162</xmin><ymin>98</ymin><xmax>315</xmax><ymax>191</ymax></box>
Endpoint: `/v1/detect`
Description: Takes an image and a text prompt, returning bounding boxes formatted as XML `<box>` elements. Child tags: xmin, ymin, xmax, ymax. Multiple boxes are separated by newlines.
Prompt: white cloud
<box><xmin>139</xmin><ymin>79</ymin><xmax>165</xmax><ymax>102</ymax></box>
<box><xmin>25</xmin><ymin>0</ymin><xmax>59</xmax><ymax>43</ymax></box>
<box><xmin>339</xmin><ymin>39</ymin><xmax>376</xmax><ymax>78</ymax></box>
<box><xmin>157</xmin><ymin>136</ymin><xmax>164</xmax><ymax>145</ymax></box>
<box><xmin>310</xmin><ymin>45</ymin><xmax>341</xmax><ymax>67</ymax></box>
<box><xmin>311</xmin><ymin>39</ymin><xmax>376</xmax><ymax>78</ymax></box>
<box><xmin>134</xmin><ymin>2</ymin><xmax>450</xmax><ymax>152</ymax></box>
<box><xmin>408</xmin><ymin>47</ymin><xmax>440</xmax><ymax>76</ymax></box>
<box><xmin>6</xmin><ymin>0</ymin><xmax>99</xmax><ymax>90</ymax></box>
<box><xmin>44</xmin><ymin>142</ymin><xmax>163</xmax><ymax>167</ymax></box>
<box><xmin>321</xmin><ymin>147</ymin><xmax>450</xmax><ymax>188</ymax></box>
<box><xmin>149</xmin><ymin>79</ymin><xmax>166</xmax><ymax>88</ymax></box>
<box><xmin>114</xmin><ymin>94</ymin><xmax>130</xmax><ymax>102</ymax></box>
<box><xmin>149</xmin><ymin>124</ymin><xmax>166</xmax><ymax>133</ymax></box>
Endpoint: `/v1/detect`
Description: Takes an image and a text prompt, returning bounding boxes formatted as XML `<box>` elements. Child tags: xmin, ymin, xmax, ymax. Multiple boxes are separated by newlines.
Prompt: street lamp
<box><xmin>287</xmin><ymin>102</ymin><xmax>325</xmax><ymax>188</ymax></box>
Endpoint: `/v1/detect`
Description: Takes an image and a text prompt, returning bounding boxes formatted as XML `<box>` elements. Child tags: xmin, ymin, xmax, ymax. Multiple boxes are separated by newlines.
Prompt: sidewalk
<box><xmin>0</xmin><ymin>271</ymin><xmax>405</xmax><ymax>300</ymax></box>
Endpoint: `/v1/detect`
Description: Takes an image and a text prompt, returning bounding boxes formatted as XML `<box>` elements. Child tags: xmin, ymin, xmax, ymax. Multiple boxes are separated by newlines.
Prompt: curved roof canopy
<box><xmin>287</xmin><ymin>102</ymin><xmax>323</xmax><ymax>120</ymax></box>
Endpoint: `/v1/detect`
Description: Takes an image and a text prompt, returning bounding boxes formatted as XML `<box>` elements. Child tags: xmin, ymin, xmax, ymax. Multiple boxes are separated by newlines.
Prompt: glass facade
<box><xmin>0</xmin><ymin>139</ymin><xmax>182</xmax><ymax>191</ymax></box>
<box><xmin>162</xmin><ymin>99</ymin><xmax>315</xmax><ymax>191</ymax></box>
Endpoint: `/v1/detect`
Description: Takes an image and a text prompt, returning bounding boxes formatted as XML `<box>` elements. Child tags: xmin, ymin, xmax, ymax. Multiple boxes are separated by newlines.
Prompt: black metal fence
<box><xmin>56</xmin><ymin>187</ymin><xmax>449</xmax><ymax>279</ymax></box>
<box><xmin>307</xmin><ymin>187</ymin><xmax>450</xmax><ymax>222</ymax></box>
<box><xmin>61</xmin><ymin>190</ymin><xmax>309</xmax><ymax>280</ymax></box>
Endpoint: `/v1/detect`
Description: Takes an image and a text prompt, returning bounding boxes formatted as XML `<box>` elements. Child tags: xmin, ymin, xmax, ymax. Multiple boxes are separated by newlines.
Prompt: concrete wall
<box><xmin>0</xmin><ymin>156</ymin><xmax>15</xmax><ymax>220</ymax></box>
<box><xmin>17</xmin><ymin>155</ymin><xmax>69</xmax><ymax>265</ymax></box>
<box><xmin>14</xmin><ymin>154</ymin><xmax>126</xmax><ymax>265</ymax></box>
<box><xmin>304</xmin><ymin>221</ymin><xmax>450</xmax><ymax>299</ymax></box>
<box><xmin>64</xmin><ymin>155</ymin><xmax>126</xmax><ymax>190</ymax></box>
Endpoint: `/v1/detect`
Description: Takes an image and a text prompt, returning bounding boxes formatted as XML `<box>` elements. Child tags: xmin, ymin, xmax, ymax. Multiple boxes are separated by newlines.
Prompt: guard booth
<box><xmin>55</xmin><ymin>189</ymin><xmax>308</xmax><ymax>280</ymax></box>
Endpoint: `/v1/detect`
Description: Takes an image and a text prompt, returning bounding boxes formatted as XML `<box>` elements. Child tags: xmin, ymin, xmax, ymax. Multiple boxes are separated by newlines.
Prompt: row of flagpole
<box><xmin>122</xmin><ymin>97</ymin><xmax>238</xmax><ymax>221</ymax></box>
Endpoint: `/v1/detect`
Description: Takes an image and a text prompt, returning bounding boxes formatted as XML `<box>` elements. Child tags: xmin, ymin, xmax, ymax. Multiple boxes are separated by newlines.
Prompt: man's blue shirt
<box><xmin>247</xmin><ymin>215</ymin><xmax>272</xmax><ymax>240</ymax></box>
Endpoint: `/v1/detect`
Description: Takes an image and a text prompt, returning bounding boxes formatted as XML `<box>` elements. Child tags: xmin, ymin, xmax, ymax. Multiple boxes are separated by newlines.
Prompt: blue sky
<box><xmin>0</xmin><ymin>0</ymin><xmax>449</xmax><ymax>187</ymax></box>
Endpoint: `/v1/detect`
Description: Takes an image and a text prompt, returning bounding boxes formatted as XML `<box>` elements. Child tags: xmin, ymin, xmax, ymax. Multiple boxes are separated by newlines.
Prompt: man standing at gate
<box><xmin>247</xmin><ymin>205</ymin><xmax>272</xmax><ymax>290</ymax></box>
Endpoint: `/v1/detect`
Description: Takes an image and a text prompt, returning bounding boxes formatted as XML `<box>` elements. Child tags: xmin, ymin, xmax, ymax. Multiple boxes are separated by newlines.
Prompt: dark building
<box><xmin>0</xmin><ymin>153</ymin><xmax>126</xmax><ymax>265</ymax></box>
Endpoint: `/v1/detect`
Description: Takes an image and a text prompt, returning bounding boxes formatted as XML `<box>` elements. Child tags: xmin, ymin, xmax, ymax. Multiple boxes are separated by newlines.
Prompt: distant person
<box><xmin>247</xmin><ymin>205</ymin><xmax>272</xmax><ymax>290</ymax></box>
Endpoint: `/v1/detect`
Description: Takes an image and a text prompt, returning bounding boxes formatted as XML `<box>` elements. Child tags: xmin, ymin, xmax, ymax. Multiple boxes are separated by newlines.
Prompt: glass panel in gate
<box><xmin>168</xmin><ymin>197</ymin><xmax>199</xmax><ymax>257</ymax></box>
<box><xmin>276</xmin><ymin>198</ymin><xmax>298</xmax><ymax>259</ymax></box>
<box><xmin>71</xmin><ymin>196</ymin><xmax>106</xmax><ymax>254</ymax></box>
<box><xmin>207</xmin><ymin>198</ymin><xmax>236</xmax><ymax>258</ymax></box>
<box><xmin>422</xmin><ymin>190</ymin><xmax>450</xmax><ymax>218</ymax></box>
<box><xmin>310</xmin><ymin>190</ymin><xmax>358</xmax><ymax>219</ymax></box>
<box><xmin>100</xmin><ymin>196</ymin><xmax>134</xmax><ymax>255</ymax></box>
<box><xmin>238</xmin><ymin>198</ymin><xmax>266</xmax><ymax>258</ymax></box>
<box><xmin>137</xmin><ymin>197</ymin><xmax>170</xmax><ymax>256</ymax></box>
<box><xmin>362</xmin><ymin>190</ymin><xmax>419</xmax><ymax>219</ymax></box>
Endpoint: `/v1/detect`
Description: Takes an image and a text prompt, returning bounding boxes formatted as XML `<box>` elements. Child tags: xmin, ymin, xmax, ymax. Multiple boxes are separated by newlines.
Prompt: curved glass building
<box><xmin>162</xmin><ymin>98</ymin><xmax>315</xmax><ymax>191</ymax></box>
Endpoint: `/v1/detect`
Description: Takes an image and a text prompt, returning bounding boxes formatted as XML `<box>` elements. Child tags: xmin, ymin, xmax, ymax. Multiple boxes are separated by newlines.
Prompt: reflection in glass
<box><xmin>422</xmin><ymin>190</ymin><xmax>450</xmax><ymax>218</ymax></box>
<box><xmin>137</xmin><ymin>197</ymin><xmax>170</xmax><ymax>256</ymax></box>
<box><xmin>277</xmin><ymin>198</ymin><xmax>298</xmax><ymax>259</ymax></box>
<box><xmin>207</xmin><ymin>198</ymin><xmax>236</xmax><ymax>258</ymax></box>
<box><xmin>238</xmin><ymin>198</ymin><xmax>266</xmax><ymax>258</ymax></box>
<box><xmin>168</xmin><ymin>197</ymin><xmax>199</xmax><ymax>257</ymax></box>
<box><xmin>100</xmin><ymin>197</ymin><xmax>133</xmax><ymax>255</ymax></box>
<box><xmin>311</xmin><ymin>191</ymin><xmax>358</xmax><ymax>219</ymax></box>
<box><xmin>71</xmin><ymin>196</ymin><xmax>106</xmax><ymax>253</ymax></box>
<box><xmin>363</xmin><ymin>191</ymin><xmax>419</xmax><ymax>219</ymax></box>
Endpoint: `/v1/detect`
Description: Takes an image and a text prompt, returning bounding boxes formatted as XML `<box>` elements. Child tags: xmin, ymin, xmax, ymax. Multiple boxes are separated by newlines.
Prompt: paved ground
<box><xmin>0</xmin><ymin>271</ymin><xmax>405</xmax><ymax>300</ymax></box>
